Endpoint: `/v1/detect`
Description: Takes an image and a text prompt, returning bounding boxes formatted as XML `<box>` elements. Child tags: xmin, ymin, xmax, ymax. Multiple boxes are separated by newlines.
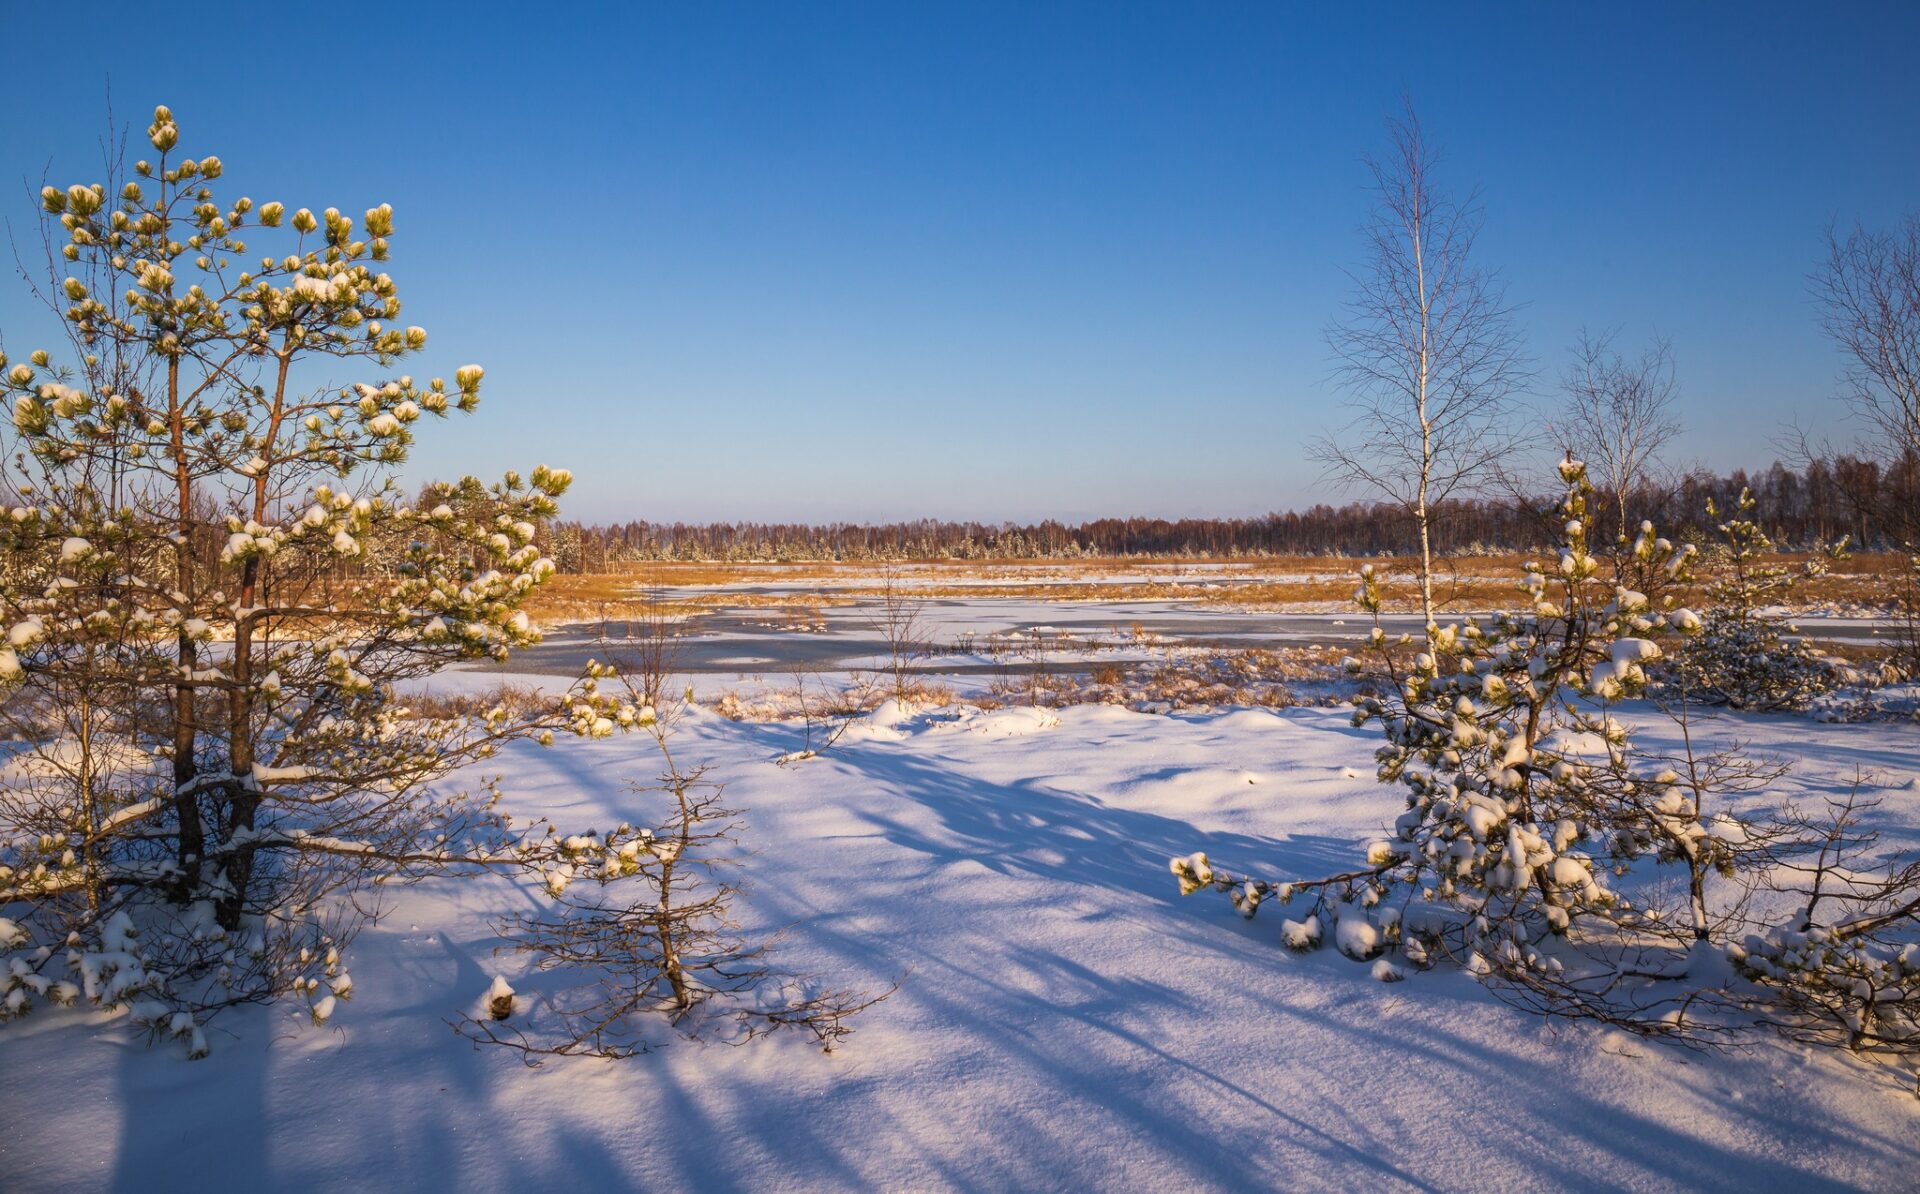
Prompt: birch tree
<box><xmin>1809</xmin><ymin>216</ymin><xmax>1920</xmax><ymax>673</ymax></box>
<box><xmin>1317</xmin><ymin>103</ymin><xmax>1528</xmax><ymax>630</ymax></box>
<box><xmin>1556</xmin><ymin>329</ymin><xmax>1683</xmax><ymax>546</ymax></box>
<box><xmin>1813</xmin><ymin>216</ymin><xmax>1920</xmax><ymax>545</ymax></box>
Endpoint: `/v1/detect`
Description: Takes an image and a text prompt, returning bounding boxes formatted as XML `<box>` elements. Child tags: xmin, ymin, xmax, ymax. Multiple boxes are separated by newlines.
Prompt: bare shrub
<box><xmin>455</xmin><ymin>716</ymin><xmax>890</xmax><ymax>1060</ymax></box>
<box><xmin>870</xmin><ymin>563</ymin><xmax>930</xmax><ymax>700</ymax></box>
<box><xmin>777</xmin><ymin>666</ymin><xmax>862</xmax><ymax>765</ymax></box>
<box><xmin>598</xmin><ymin>573</ymin><xmax>684</xmax><ymax>713</ymax></box>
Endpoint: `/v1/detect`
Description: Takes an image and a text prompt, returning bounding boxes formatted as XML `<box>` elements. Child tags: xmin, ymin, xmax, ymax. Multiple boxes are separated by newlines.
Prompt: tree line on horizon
<box><xmin>547</xmin><ymin>450</ymin><xmax>1912</xmax><ymax>567</ymax></box>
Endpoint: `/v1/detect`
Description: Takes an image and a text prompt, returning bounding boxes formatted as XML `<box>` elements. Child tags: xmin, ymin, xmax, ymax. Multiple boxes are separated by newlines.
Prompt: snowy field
<box><xmin>2</xmin><ymin>694</ymin><xmax>1917</xmax><ymax>1191</ymax></box>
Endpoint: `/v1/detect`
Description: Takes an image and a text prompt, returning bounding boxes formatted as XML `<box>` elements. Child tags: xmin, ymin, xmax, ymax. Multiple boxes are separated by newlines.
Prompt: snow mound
<box><xmin>1210</xmin><ymin>708</ymin><xmax>1286</xmax><ymax>734</ymax></box>
<box><xmin>840</xmin><ymin>699</ymin><xmax>916</xmax><ymax>743</ymax></box>
<box><xmin>966</xmin><ymin>706</ymin><xmax>1061</xmax><ymax>738</ymax></box>
<box><xmin>865</xmin><ymin>699</ymin><xmax>917</xmax><ymax>727</ymax></box>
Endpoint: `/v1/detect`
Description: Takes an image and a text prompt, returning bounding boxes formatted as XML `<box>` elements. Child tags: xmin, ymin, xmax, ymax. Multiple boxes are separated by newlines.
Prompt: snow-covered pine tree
<box><xmin>1177</xmin><ymin>464</ymin><xmax>1920</xmax><ymax>1058</ymax></box>
<box><xmin>1654</xmin><ymin>489</ymin><xmax>1836</xmax><ymax>711</ymax></box>
<box><xmin>0</xmin><ymin>106</ymin><xmax>638</xmax><ymax>1054</ymax></box>
<box><xmin>1175</xmin><ymin>460</ymin><xmax>1752</xmax><ymax>1029</ymax></box>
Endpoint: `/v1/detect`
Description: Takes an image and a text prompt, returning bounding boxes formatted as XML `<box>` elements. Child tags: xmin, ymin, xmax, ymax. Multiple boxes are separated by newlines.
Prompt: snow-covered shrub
<box><xmin>1653</xmin><ymin>490</ymin><xmax>1836</xmax><ymax>711</ymax></box>
<box><xmin>1176</xmin><ymin>464</ymin><xmax>1920</xmax><ymax>1062</ymax></box>
<box><xmin>456</xmin><ymin>701</ymin><xmax>888</xmax><ymax>1059</ymax></box>
<box><xmin>1178</xmin><ymin>461</ymin><xmax>1708</xmax><ymax>1005</ymax></box>
<box><xmin>0</xmin><ymin>107</ymin><xmax>639</xmax><ymax>1053</ymax></box>
<box><xmin>1721</xmin><ymin>786</ymin><xmax>1920</xmax><ymax>1058</ymax></box>
<box><xmin>1659</xmin><ymin>611</ymin><xmax>1836</xmax><ymax>712</ymax></box>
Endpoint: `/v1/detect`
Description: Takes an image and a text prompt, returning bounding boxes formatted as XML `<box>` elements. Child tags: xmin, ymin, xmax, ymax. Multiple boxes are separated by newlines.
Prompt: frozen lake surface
<box><xmin>470</xmin><ymin>594</ymin><xmax>1896</xmax><ymax>680</ymax></box>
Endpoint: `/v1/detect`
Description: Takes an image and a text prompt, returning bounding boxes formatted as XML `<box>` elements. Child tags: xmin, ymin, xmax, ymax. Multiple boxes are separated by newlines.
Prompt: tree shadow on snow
<box><xmin>677</xmin><ymin>714</ymin><xmax>1919</xmax><ymax>1192</ymax></box>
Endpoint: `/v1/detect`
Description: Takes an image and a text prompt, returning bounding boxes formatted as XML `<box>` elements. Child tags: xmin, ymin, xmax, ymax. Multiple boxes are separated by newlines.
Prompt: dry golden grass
<box><xmin>1774</xmin><ymin>552</ymin><xmax>1910</xmax><ymax>607</ymax></box>
<box><xmin>524</xmin><ymin>570</ymin><xmax>853</xmax><ymax>623</ymax></box>
<box><xmin>523</xmin><ymin>552</ymin><xmax>1913</xmax><ymax>622</ymax></box>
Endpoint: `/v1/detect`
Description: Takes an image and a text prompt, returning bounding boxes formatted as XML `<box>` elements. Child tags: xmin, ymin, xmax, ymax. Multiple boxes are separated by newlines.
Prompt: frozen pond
<box><xmin>467</xmin><ymin>594</ymin><xmax>1894</xmax><ymax>680</ymax></box>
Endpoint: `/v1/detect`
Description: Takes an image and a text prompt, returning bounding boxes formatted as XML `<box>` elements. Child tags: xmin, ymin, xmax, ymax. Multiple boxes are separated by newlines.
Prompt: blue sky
<box><xmin>2</xmin><ymin>3</ymin><xmax>1915</xmax><ymax>523</ymax></box>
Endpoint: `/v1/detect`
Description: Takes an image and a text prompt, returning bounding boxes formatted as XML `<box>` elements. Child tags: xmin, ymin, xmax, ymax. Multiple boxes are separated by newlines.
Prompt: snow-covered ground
<box><xmin>2</xmin><ymin>698</ymin><xmax>1916</xmax><ymax>1191</ymax></box>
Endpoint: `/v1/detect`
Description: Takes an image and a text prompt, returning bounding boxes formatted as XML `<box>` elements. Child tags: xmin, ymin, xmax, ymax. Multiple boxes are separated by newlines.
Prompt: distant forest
<box><xmin>548</xmin><ymin>454</ymin><xmax>1914</xmax><ymax>568</ymax></box>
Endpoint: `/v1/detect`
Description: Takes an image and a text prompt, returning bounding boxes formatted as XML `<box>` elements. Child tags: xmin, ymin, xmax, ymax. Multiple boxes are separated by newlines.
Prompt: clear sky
<box><xmin>1</xmin><ymin>2</ymin><xmax>1916</xmax><ymax>524</ymax></box>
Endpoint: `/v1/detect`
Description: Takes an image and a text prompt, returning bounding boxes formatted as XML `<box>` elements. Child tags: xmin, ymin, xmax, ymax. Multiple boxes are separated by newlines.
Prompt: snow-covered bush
<box><xmin>1719</xmin><ymin>784</ymin><xmax>1920</xmax><ymax>1059</ymax></box>
<box><xmin>1175</xmin><ymin>463</ymin><xmax>1920</xmax><ymax>1060</ymax></box>
<box><xmin>1179</xmin><ymin>461</ymin><xmax>1705</xmax><ymax>999</ymax></box>
<box><xmin>1653</xmin><ymin>490</ymin><xmax>1836</xmax><ymax>711</ymax></box>
<box><xmin>0</xmin><ymin>107</ymin><xmax>638</xmax><ymax>1052</ymax></box>
<box><xmin>1659</xmin><ymin>611</ymin><xmax>1835</xmax><ymax>712</ymax></box>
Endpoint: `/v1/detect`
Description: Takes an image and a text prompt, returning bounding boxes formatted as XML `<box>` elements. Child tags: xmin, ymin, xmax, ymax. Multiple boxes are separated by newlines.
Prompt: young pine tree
<box><xmin>0</xmin><ymin>106</ymin><xmax>637</xmax><ymax>1052</ymax></box>
<box><xmin>1656</xmin><ymin>489</ymin><xmax>1836</xmax><ymax>711</ymax></box>
<box><xmin>1177</xmin><ymin>466</ymin><xmax>1920</xmax><ymax>1058</ymax></box>
<box><xmin>1175</xmin><ymin>460</ymin><xmax>1741</xmax><ymax>1032</ymax></box>
<box><xmin>457</xmin><ymin>694</ymin><xmax>886</xmax><ymax>1060</ymax></box>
